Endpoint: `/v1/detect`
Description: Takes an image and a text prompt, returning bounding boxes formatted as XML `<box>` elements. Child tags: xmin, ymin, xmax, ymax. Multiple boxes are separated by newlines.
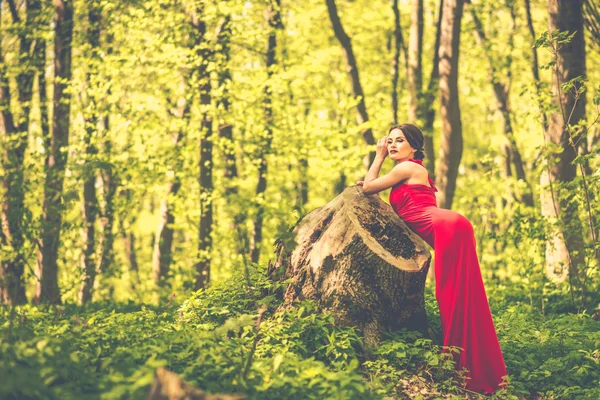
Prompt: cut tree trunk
<box><xmin>147</xmin><ymin>368</ymin><xmax>244</xmax><ymax>400</ymax></box>
<box><xmin>268</xmin><ymin>186</ymin><xmax>431</xmax><ymax>346</ymax></box>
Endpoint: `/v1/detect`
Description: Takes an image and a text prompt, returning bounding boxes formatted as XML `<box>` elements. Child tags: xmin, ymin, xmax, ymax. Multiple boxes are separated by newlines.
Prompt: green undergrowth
<box><xmin>1</xmin><ymin>266</ymin><xmax>599</xmax><ymax>399</ymax></box>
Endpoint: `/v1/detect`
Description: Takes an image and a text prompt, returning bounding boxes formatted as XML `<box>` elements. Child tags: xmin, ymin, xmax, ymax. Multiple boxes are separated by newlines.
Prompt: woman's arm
<box><xmin>362</xmin><ymin>162</ymin><xmax>411</xmax><ymax>195</ymax></box>
<box><xmin>361</xmin><ymin>136</ymin><xmax>411</xmax><ymax>195</ymax></box>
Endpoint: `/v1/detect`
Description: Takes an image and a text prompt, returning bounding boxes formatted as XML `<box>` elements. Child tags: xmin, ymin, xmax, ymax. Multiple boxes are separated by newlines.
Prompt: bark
<box><xmin>268</xmin><ymin>187</ymin><xmax>431</xmax><ymax>346</ymax></box>
<box><xmin>422</xmin><ymin>0</ymin><xmax>444</xmax><ymax>177</ymax></box>
<box><xmin>435</xmin><ymin>0</ymin><xmax>464</xmax><ymax>210</ymax></box>
<box><xmin>407</xmin><ymin>0</ymin><xmax>424</xmax><ymax>126</ymax></box>
<box><xmin>325</xmin><ymin>0</ymin><xmax>376</xmax><ymax>160</ymax></box>
<box><xmin>190</xmin><ymin>7</ymin><xmax>214</xmax><ymax>290</ymax></box>
<box><xmin>36</xmin><ymin>0</ymin><xmax>75</xmax><ymax>304</ymax></box>
<box><xmin>79</xmin><ymin>3</ymin><xmax>102</xmax><ymax>304</ymax></box>
<box><xmin>147</xmin><ymin>368</ymin><xmax>244</xmax><ymax>400</ymax></box>
<box><xmin>467</xmin><ymin>2</ymin><xmax>533</xmax><ymax>207</ymax></box>
<box><xmin>545</xmin><ymin>0</ymin><xmax>587</xmax><ymax>284</ymax></box>
<box><xmin>391</xmin><ymin>0</ymin><xmax>407</xmax><ymax>124</ymax></box>
<box><xmin>152</xmin><ymin>89</ymin><xmax>189</xmax><ymax>287</ymax></box>
<box><xmin>250</xmin><ymin>0</ymin><xmax>281</xmax><ymax>264</ymax></box>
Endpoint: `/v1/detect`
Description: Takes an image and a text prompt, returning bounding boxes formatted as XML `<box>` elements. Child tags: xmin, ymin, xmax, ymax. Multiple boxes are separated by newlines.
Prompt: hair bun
<box><xmin>414</xmin><ymin>149</ymin><xmax>425</xmax><ymax>160</ymax></box>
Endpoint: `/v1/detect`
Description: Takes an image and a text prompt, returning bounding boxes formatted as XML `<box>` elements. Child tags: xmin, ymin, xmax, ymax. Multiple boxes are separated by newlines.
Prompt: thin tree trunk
<box><xmin>97</xmin><ymin>124</ymin><xmax>116</xmax><ymax>280</ymax></box>
<box><xmin>190</xmin><ymin>7</ymin><xmax>214</xmax><ymax>289</ymax></box>
<box><xmin>422</xmin><ymin>0</ymin><xmax>444</xmax><ymax>177</ymax></box>
<box><xmin>545</xmin><ymin>0</ymin><xmax>587</xmax><ymax>284</ymax></box>
<box><xmin>96</xmin><ymin>35</ymin><xmax>116</xmax><ymax>288</ymax></box>
<box><xmin>467</xmin><ymin>2</ymin><xmax>533</xmax><ymax>206</ymax></box>
<box><xmin>525</xmin><ymin>0</ymin><xmax>548</xmax><ymax>131</ymax></box>
<box><xmin>123</xmin><ymin>231</ymin><xmax>138</xmax><ymax>273</ymax></box>
<box><xmin>407</xmin><ymin>0</ymin><xmax>424</xmax><ymax>126</ymax></box>
<box><xmin>79</xmin><ymin>3</ymin><xmax>102</xmax><ymax>304</ymax></box>
<box><xmin>0</xmin><ymin>4</ymin><xmax>25</xmax><ymax>304</ymax></box>
<box><xmin>9</xmin><ymin>0</ymin><xmax>38</xmax><ymax>135</ymax></box>
<box><xmin>250</xmin><ymin>0</ymin><xmax>281</xmax><ymax>264</ymax></box>
<box><xmin>583</xmin><ymin>0</ymin><xmax>600</xmax><ymax>49</ymax></box>
<box><xmin>391</xmin><ymin>0</ymin><xmax>407</xmax><ymax>124</ymax></box>
<box><xmin>435</xmin><ymin>0</ymin><xmax>464</xmax><ymax>210</ymax></box>
<box><xmin>36</xmin><ymin>0</ymin><xmax>75</xmax><ymax>304</ymax></box>
<box><xmin>0</xmin><ymin>0</ymin><xmax>45</xmax><ymax>304</ymax></box>
<box><xmin>325</xmin><ymin>0</ymin><xmax>376</xmax><ymax>164</ymax></box>
<box><xmin>296</xmin><ymin>105</ymin><xmax>311</xmax><ymax>212</ymax></box>
<box><xmin>152</xmin><ymin>90</ymin><xmax>189</xmax><ymax>287</ymax></box>
<box><xmin>215</xmin><ymin>16</ymin><xmax>249</xmax><ymax>257</ymax></box>
<box><xmin>118</xmin><ymin>189</ymin><xmax>139</xmax><ymax>275</ymax></box>
<box><xmin>216</xmin><ymin>17</ymin><xmax>238</xmax><ymax>197</ymax></box>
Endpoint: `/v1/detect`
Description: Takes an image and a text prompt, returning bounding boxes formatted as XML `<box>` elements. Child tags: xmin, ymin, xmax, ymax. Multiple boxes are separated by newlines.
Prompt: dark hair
<box><xmin>388</xmin><ymin>124</ymin><xmax>425</xmax><ymax>160</ymax></box>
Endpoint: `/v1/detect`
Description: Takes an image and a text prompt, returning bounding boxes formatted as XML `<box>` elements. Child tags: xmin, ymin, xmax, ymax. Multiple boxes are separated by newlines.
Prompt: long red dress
<box><xmin>388</xmin><ymin>158</ymin><xmax>508</xmax><ymax>394</ymax></box>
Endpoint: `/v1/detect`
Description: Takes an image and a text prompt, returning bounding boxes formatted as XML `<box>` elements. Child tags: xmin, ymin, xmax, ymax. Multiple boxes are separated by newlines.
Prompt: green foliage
<box><xmin>4</xmin><ymin>265</ymin><xmax>600</xmax><ymax>399</ymax></box>
<box><xmin>497</xmin><ymin>306</ymin><xmax>600</xmax><ymax>399</ymax></box>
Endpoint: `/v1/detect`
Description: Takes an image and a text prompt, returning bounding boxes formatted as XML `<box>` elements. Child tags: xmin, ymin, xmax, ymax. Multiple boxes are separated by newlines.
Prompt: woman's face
<box><xmin>387</xmin><ymin>128</ymin><xmax>416</xmax><ymax>162</ymax></box>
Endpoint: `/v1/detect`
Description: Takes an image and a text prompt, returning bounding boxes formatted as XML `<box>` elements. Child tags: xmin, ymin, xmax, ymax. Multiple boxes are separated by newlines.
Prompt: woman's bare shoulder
<box><xmin>402</xmin><ymin>162</ymin><xmax>430</xmax><ymax>185</ymax></box>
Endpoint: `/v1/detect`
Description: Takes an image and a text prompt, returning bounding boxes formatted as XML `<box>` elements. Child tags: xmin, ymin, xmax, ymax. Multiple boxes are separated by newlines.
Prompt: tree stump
<box><xmin>268</xmin><ymin>186</ymin><xmax>431</xmax><ymax>345</ymax></box>
<box><xmin>147</xmin><ymin>368</ymin><xmax>245</xmax><ymax>400</ymax></box>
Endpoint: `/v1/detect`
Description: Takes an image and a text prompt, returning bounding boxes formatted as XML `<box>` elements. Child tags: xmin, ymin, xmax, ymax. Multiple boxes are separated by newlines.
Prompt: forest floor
<box><xmin>1</xmin><ymin>266</ymin><xmax>599</xmax><ymax>400</ymax></box>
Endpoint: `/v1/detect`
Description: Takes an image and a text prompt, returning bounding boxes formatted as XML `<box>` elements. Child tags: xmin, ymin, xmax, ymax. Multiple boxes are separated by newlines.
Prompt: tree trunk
<box><xmin>36</xmin><ymin>0</ymin><xmax>74</xmax><ymax>304</ymax></box>
<box><xmin>545</xmin><ymin>0</ymin><xmax>587</xmax><ymax>284</ymax></box>
<box><xmin>540</xmin><ymin>170</ymin><xmax>569</xmax><ymax>283</ymax></box>
<box><xmin>147</xmin><ymin>368</ymin><xmax>244</xmax><ymax>400</ymax></box>
<box><xmin>391</xmin><ymin>0</ymin><xmax>407</xmax><ymax>124</ymax></box>
<box><xmin>215</xmin><ymin>16</ymin><xmax>249</xmax><ymax>258</ymax></box>
<box><xmin>525</xmin><ymin>0</ymin><xmax>548</xmax><ymax>131</ymax></box>
<box><xmin>96</xmin><ymin>35</ymin><xmax>117</xmax><ymax>289</ymax></box>
<box><xmin>407</xmin><ymin>0</ymin><xmax>424</xmax><ymax>126</ymax></box>
<box><xmin>191</xmin><ymin>7</ymin><xmax>214</xmax><ymax>290</ymax></box>
<box><xmin>123</xmin><ymin>230</ymin><xmax>139</xmax><ymax>273</ymax></box>
<box><xmin>467</xmin><ymin>2</ymin><xmax>534</xmax><ymax>207</ymax></box>
<box><xmin>250</xmin><ymin>0</ymin><xmax>281</xmax><ymax>264</ymax></box>
<box><xmin>435</xmin><ymin>0</ymin><xmax>464</xmax><ymax>210</ymax></box>
<box><xmin>583</xmin><ymin>0</ymin><xmax>600</xmax><ymax>49</ymax></box>
<box><xmin>325</xmin><ymin>0</ymin><xmax>376</xmax><ymax>164</ymax></box>
<box><xmin>422</xmin><ymin>0</ymin><xmax>444</xmax><ymax>177</ymax></box>
<box><xmin>79</xmin><ymin>3</ymin><xmax>102</xmax><ymax>304</ymax></box>
<box><xmin>0</xmin><ymin>4</ymin><xmax>24</xmax><ymax>304</ymax></box>
<box><xmin>97</xmin><ymin>130</ymin><xmax>117</xmax><ymax>282</ymax></box>
<box><xmin>152</xmin><ymin>87</ymin><xmax>189</xmax><ymax>287</ymax></box>
<box><xmin>0</xmin><ymin>0</ymin><xmax>45</xmax><ymax>304</ymax></box>
<box><xmin>268</xmin><ymin>187</ymin><xmax>431</xmax><ymax>346</ymax></box>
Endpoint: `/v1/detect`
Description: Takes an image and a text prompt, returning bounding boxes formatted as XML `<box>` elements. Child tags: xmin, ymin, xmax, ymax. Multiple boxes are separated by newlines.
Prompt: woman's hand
<box><xmin>356</xmin><ymin>180</ymin><xmax>364</xmax><ymax>186</ymax></box>
<box><xmin>376</xmin><ymin>136</ymin><xmax>388</xmax><ymax>159</ymax></box>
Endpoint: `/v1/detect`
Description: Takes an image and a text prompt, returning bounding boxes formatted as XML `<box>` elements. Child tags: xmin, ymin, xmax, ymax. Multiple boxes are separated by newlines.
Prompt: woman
<box><xmin>358</xmin><ymin>124</ymin><xmax>508</xmax><ymax>394</ymax></box>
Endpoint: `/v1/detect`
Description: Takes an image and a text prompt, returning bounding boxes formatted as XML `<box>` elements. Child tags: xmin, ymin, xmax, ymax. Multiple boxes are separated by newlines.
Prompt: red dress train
<box><xmin>389</xmin><ymin>159</ymin><xmax>508</xmax><ymax>394</ymax></box>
